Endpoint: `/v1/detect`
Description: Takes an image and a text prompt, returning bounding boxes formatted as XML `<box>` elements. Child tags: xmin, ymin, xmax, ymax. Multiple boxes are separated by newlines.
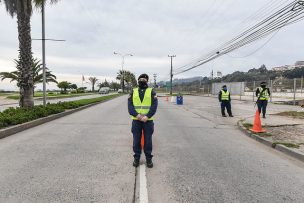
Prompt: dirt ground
<box><xmin>266</xmin><ymin>125</ymin><xmax>304</xmax><ymax>144</ymax></box>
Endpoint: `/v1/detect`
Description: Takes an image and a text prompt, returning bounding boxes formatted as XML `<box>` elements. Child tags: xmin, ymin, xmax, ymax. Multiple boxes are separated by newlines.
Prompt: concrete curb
<box><xmin>0</xmin><ymin>95</ymin><xmax>121</xmax><ymax>140</ymax></box>
<box><xmin>237</xmin><ymin>121</ymin><xmax>304</xmax><ymax>163</ymax></box>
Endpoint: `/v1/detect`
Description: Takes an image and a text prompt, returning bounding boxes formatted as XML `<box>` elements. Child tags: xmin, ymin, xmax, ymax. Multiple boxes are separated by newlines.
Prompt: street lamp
<box><xmin>114</xmin><ymin>52</ymin><xmax>133</xmax><ymax>93</ymax></box>
<box><xmin>34</xmin><ymin>1</ymin><xmax>65</xmax><ymax>106</ymax></box>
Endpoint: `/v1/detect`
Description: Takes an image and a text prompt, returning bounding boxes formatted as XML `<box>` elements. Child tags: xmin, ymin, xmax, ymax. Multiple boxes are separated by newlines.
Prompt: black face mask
<box><xmin>261</xmin><ymin>85</ymin><xmax>266</xmax><ymax>89</ymax></box>
<box><xmin>138</xmin><ymin>81</ymin><xmax>148</xmax><ymax>88</ymax></box>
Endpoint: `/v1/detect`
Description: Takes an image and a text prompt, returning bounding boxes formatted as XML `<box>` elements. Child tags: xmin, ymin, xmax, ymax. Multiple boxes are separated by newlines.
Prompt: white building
<box><xmin>272</xmin><ymin>61</ymin><xmax>304</xmax><ymax>72</ymax></box>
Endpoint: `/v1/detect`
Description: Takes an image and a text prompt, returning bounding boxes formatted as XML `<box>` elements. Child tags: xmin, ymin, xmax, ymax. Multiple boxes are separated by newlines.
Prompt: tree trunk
<box><xmin>17</xmin><ymin>10</ymin><xmax>34</xmax><ymax>107</ymax></box>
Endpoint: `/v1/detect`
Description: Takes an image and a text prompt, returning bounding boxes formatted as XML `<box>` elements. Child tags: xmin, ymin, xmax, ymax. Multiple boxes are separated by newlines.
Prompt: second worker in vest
<box><xmin>218</xmin><ymin>85</ymin><xmax>234</xmax><ymax>117</ymax></box>
<box><xmin>128</xmin><ymin>74</ymin><xmax>158</xmax><ymax>168</ymax></box>
<box><xmin>256</xmin><ymin>82</ymin><xmax>271</xmax><ymax>118</ymax></box>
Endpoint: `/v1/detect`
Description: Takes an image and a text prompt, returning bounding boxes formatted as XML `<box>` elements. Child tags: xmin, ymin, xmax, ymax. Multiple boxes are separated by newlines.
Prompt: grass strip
<box><xmin>272</xmin><ymin>142</ymin><xmax>300</xmax><ymax>149</ymax></box>
<box><xmin>7</xmin><ymin>93</ymin><xmax>97</xmax><ymax>100</ymax></box>
<box><xmin>0</xmin><ymin>94</ymin><xmax>120</xmax><ymax>129</ymax></box>
<box><xmin>243</xmin><ymin>122</ymin><xmax>253</xmax><ymax>130</ymax></box>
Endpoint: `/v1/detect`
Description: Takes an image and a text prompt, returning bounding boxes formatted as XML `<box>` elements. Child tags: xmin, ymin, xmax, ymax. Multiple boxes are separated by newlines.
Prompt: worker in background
<box><xmin>256</xmin><ymin>82</ymin><xmax>271</xmax><ymax>118</ymax></box>
<box><xmin>218</xmin><ymin>85</ymin><xmax>233</xmax><ymax>117</ymax></box>
<box><xmin>128</xmin><ymin>74</ymin><xmax>158</xmax><ymax>168</ymax></box>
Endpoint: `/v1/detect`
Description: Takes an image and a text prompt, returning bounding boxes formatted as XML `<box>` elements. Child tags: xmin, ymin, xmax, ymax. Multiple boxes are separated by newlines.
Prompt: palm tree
<box><xmin>117</xmin><ymin>70</ymin><xmax>137</xmax><ymax>92</ymax></box>
<box><xmin>88</xmin><ymin>77</ymin><xmax>99</xmax><ymax>92</ymax></box>
<box><xmin>0</xmin><ymin>0</ymin><xmax>59</xmax><ymax>107</ymax></box>
<box><xmin>0</xmin><ymin>58</ymin><xmax>58</xmax><ymax>94</ymax></box>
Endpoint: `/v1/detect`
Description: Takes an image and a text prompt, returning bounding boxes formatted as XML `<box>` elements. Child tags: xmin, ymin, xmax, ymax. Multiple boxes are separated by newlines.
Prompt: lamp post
<box><xmin>114</xmin><ymin>52</ymin><xmax>133</xmax><ymax>93</ymax></box>
<box><xmin>33</xmin><ymin>1</ymin><xmax>65</xmax><ymax>106</ymax></box>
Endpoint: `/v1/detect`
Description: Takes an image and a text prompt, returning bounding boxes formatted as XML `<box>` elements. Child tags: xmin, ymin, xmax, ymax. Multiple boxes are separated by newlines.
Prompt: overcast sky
<box><xmin>0</xmin><ymin>0</ymin><xmax>303</xmax><ymax>90</ymax></box>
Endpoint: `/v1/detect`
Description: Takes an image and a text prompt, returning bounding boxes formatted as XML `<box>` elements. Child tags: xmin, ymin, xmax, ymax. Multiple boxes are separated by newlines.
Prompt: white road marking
<box><xmin>139</xmin><ymin>164</ymin><xmax>148</xmax><ymax>203</ymax></box>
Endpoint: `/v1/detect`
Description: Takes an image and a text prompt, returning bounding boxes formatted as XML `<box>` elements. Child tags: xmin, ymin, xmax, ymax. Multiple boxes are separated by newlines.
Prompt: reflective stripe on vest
<box><xmin>131</xmin><ymin>88</ymin><xmax>153</xmax><ymax>120</ymax></box>
<box><xmin>221</xmin><ymin>90</ymin><xmax>230</xmax><ymax>101</ymax></box>
<box><xmin>258</xmin><ymin>87</ymin><xmax>269</xmax><ymax>100</ymax></box>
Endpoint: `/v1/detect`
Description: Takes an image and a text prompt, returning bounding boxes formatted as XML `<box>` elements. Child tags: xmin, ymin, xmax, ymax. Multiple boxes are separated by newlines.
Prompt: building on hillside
<box><xmin>272</xmin><ymin>65</ymin><xmax>291</xmax><ymax>72</ymax></box>
<box><xmin>295</xmin><ymin>61</ymin><xmax>304</xmax><ymax>66</ymax></box>
<box><xmin>272</xmin><ymin>61</ymin><xmax>304</xmax><ymax>72</ymax></box>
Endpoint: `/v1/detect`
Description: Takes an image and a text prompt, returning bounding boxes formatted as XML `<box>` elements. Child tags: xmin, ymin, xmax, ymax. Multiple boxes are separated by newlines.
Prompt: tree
<box><xmin>116</xmin><ymin>70</ymin><xmax>137</xmax><ymax>92</ymax></box>
<box><xmin>97</xmin><ymin>79</ymin><xmax>110</xmax><ymax>90</ymax></box>
<box><xmin>110</xmin><ymin>81</ymin><xmax>120</xmax><ymax>91</ymax></box>
<box><xmin>116</xmin><ymin>70</ymin><xmax>126</xmax><ymax>89</ymax></box>
<box><xmin>0</xmin><ymin>58</ymin><xmax>58</xmax><ymax>94</ymax></box>
<box><xmin>69</xmin><ymin>83</ymin><xmax>77</xmax><ymax>90</ymax></box>
<box><xmin>88</xmin><ymin>77</ymin><xmax>99</xmax><ymax>92</ymax></box>
<box><xmin>0</xmin><ymin>0</ymin><xmax>60</xmax><ymax>107</ymax></box>
<box><xmin>124</xmin><ymin>71</ymin><xmax>137</xmax><ymax>92</ymax></box>
<box><xmin>57</xmin><ymin>81</ymin><xmax>70</xmax><ymax>93</ymax></box>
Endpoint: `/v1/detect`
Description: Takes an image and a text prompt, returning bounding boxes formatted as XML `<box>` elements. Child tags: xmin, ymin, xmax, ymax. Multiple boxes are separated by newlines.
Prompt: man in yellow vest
<box><xmin>256</xmin><ymin>82</ymin><xmax>271</xmax><ymax>118</ymax></box>
<box><xmin>128</xmin><ymin>74</ymin><xmax>158</xmax><ymax>168</ymax></box>
<box><xmin>218</xmin><ymin>85</ymin><xmax>233</xmax><ymax>117</ymax></box>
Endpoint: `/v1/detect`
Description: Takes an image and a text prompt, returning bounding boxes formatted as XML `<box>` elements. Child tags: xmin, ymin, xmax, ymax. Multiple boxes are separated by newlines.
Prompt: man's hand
<box><xmin>141</xmin><ymin>116</ymin><xmax>149</xmax><ymax>123</ymax></box>
<box><xmin>136</xmin><ymin>114</ymin><xmax>143</xmax><ymax>120</ymax></box>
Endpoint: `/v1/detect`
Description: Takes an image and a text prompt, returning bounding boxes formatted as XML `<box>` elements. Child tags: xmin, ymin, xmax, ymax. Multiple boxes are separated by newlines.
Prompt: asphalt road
<box><xmin>0</xmin><ymin>95</ymin><xmax>304</xmax><ymax>202</ymax></box>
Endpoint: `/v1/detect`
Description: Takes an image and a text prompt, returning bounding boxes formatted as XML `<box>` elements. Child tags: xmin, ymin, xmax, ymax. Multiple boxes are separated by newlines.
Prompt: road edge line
<box><xmin>139</xmin><ymin>164</ymin><xmax>148</xmax><ymax>203</ymax></box>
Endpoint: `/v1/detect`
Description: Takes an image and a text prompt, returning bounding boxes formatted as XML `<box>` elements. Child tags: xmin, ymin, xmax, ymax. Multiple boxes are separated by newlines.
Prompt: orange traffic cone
<box><xmin>141</xmin><ymin>130</ymin><xmax>144</xmax><ymax>149</ymax></box>
<box><xmin>250</xmin><ymin>110</ymin><xmax>266</xmax><ymax>133</ymax></box>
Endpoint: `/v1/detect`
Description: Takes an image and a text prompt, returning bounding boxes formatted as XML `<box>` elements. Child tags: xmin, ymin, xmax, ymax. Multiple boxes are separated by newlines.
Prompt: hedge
<box><xmin>0</xmin><ymin>94</ymin><xmax>120</xmax><ymax>129</ymax></box>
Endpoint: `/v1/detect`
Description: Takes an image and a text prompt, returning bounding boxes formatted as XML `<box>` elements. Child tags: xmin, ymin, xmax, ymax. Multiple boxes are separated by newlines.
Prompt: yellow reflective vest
<box><xmin>221</xmin><ymin>90</ymin><xmax>230</xmax><ymax>101</ymax></box>
<box><xmin>258</xmin><ymin>87</ymin><xmax>269</xmax><ymax>101</ymax></box>
<box><xmin>131</xmin><ymin>88</ymin><xmax>153</xmax><ymax>120</ymax></box>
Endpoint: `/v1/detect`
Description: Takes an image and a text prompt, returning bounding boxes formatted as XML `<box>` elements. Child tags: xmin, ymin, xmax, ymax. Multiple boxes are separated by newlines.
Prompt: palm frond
<box><xmin>0</xmin><ymin>71</ymin><xmax>19</xmax><ymax>82</ymax></box>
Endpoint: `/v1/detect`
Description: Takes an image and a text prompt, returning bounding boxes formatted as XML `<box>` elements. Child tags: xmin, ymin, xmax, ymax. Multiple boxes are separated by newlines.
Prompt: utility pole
<box><xmin>168</xmin><ymin>55</ymin><xmax>176</xmax><ymax>95</ymax></box>
<box><xmin>42</xmin><ymin>1</ymin><xmax>46</xmax><ymax>106</ymax></box>
<box><xmin>33</xmin><ymin>2</ymin><xmax>65</xmax><ymax>106</ymax></box>
<box><xmin>153</xmin><ymin>74</ymin><xmax>157</xmax><ymax>88</ymax></box>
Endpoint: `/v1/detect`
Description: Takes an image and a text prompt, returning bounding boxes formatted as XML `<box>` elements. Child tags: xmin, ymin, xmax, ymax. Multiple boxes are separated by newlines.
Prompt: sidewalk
<box><xmin>242</xmin><ymin>114</ymin><xmax>304</xmax><ymax>154</ymax></box>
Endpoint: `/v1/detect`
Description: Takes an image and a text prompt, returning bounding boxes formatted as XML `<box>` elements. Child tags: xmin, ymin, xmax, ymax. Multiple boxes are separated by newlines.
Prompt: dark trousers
<box><xmin>257</xmin><ymin>100</ymin><xmax>268</xmax><ymax>117</ymax></box>
<box><xmin>131</xmin><ymin>120</ymin><xmax>154</xmax><ymax>160</ymax></box>
<box><xmin>221</xmin><ymin>101</ymin><xmax>232</xmax><ymax>116</ymax></box>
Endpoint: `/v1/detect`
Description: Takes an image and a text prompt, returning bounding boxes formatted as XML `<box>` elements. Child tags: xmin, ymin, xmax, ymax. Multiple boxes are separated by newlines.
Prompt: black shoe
<box><xmin>133</xmin><ymin>159</ymin><xmax>139</xmax><ymax>167</ymax></box>
<box><xmin>222</xmin><ymin>115</ymin><xmax>227</xmax><ymax>117</ymax></box>
<box><xmin>146</xmin><ymin>159</ymin><xmax>153</xmax><ymax>168</ymax></box>
<box><xmin>229</xmin><ymin>115</ymin><xmax>234</xmax><ymax>117</ymax></box>
<box><xmin>263</xmin><ymin>115</ymin><xmax>266</xmax><ymax>119</ymax></box>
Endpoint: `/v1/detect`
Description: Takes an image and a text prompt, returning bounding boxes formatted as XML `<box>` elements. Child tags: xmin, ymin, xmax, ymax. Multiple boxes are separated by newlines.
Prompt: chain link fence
<box><xmin>157</xmin><ymin>77</ymin><xmax>304</xmax><ymax>105</ymax></box>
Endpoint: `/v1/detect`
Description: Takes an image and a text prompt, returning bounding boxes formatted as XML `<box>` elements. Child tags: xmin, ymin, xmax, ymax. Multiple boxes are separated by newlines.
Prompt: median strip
<box><xmin>0</xmin><ymin>94</ymin><xmax>121</xmax><ymax>139</ymax></box>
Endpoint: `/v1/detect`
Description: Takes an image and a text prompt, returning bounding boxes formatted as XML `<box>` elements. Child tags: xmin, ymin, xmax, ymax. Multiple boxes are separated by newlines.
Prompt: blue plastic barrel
<box><xmin>176</xmin><ymin>96</ymin><xmax>183</xmax><ymax>105</ymax></box>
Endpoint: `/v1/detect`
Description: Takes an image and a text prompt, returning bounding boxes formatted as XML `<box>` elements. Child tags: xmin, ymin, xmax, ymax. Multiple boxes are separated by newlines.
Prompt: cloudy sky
<box><xmin>0</xmin><ymin>0</ymin><xmax>303</xmax><ymax>90</ymax></box>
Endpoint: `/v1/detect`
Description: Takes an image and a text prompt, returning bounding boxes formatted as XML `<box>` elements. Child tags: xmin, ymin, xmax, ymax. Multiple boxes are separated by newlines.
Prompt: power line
<box><xmin>175</xmin><ymin>0</ymin><xmax>293</xmax><ymax>72</ymax></box>
<box><xmin>174</xmin><ymin>0</ymin><xmax>304</xmax><ymax>75</ymax></box>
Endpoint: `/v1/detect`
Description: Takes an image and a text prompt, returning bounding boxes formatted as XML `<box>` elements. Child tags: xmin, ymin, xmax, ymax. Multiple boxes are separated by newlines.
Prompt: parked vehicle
<box><xmin>118</xmin><ymin>89</ymin><xmax>123</xmax><ymax>93</ymax></box>
<box><xmin>99</xmin><ymin>87</ymin><xmax>110</xmax><ymax>94</ymax></box>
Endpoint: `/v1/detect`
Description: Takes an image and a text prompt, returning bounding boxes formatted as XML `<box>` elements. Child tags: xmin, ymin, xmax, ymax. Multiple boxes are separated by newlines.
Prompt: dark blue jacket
<box><xmin>128</xmin><ymin>87</ymin><xmax>158</xmax><ymax>119</ymax></box>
